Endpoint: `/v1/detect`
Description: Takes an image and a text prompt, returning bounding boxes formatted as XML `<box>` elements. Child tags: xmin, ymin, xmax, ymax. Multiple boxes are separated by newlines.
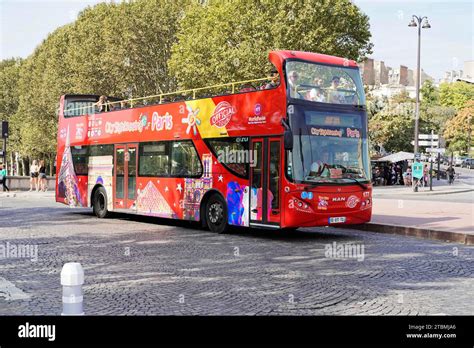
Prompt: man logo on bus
<box><xmin>210</xmin><ymin>101</ymin><xmax>236</xmax><ymax>128</ymax></box>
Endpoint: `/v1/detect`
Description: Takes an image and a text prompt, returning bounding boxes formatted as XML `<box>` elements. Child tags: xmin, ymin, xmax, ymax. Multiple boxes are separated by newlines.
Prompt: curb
<box><xmin>373</xmin><ymin>188</ymin><xmax>473</xmax><ymax>197</ymax></box>
<box><xmin>337</xmin><ymin>223</ymin><xmax>474</xmax><ymax>246</ymax></box>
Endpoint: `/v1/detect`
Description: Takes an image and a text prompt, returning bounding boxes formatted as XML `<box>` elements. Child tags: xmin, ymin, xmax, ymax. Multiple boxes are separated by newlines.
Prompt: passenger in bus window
<box><xmin>327</xmin><ymin>76</ymin><xmax>345</xmax><ymax>104</ymax></box>
<box><xmin>119</xmin><ymin>100</ymin><xmax>128</xmax><ymax>110</ymax></box>
<box><xmin>94</xmin><ymin>95</ymin><xmax>111</xmax><ymax>112</ymax></box>
<box><xmin>264</xmin><ymin>68</ymin><xmax>280</xmax><ymax>89</ymax></box>
<box><xmin>313</xmin><ymin>78</ymin><xmax>324</xmax><ymax>87</ymax></box>
<box><xmin>287</xmin><ymin>71</ymin><xmax>303</xmax><ymax>99</ymax></box>
<box><xmin>308</xmin><ymin>87</ymin><xmax>326</xmax><ymax>102</ymax></box>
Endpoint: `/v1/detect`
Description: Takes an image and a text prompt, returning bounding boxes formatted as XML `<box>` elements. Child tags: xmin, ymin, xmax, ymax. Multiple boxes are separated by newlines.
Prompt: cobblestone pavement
<box><xmin>0</xmin><ymin>192</ymin><xmax>473</xmax><ymax>315</ymax></box>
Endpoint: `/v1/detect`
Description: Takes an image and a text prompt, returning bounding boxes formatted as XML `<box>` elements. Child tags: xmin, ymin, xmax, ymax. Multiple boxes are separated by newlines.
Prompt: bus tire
<box><xmin>93</xmin><ymin>186</ymin><xmax>109</xmax><ymax>218</ymax></box>
<box><xmin>205</xmin><ymin>193</ymin><xmax>228</xmax><ymax>234</ymax></box>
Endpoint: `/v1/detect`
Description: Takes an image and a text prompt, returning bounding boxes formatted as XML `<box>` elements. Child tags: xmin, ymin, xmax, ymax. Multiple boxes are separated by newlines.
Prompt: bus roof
<box><xmin>270</xmin><ymin>50</ymin><xmax>358</xmax><ymax>68</ymax></box>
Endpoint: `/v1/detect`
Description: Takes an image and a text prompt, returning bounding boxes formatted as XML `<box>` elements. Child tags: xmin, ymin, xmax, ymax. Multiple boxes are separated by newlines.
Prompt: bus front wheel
<box><xmin>205</xmin><ymin>194</ymin><xmax>227</xmax><ymax>234</ymax></box>
<box><xmin>93</xmin><ymin>186</ymin><xmax>109</xmax><ymax>218</ymax></box>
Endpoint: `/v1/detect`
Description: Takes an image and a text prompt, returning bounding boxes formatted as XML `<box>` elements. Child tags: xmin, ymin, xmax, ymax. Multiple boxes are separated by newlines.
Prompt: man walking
<box><xmin>446</xmin><ymin>164</ymin><xmax>455</xmax><ymax>185</ymax></box>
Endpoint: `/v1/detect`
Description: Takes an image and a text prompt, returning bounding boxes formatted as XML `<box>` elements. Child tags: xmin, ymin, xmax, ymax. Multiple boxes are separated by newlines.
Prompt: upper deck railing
<box><xmin>62</xmin><ymin>76</ymin><xmax>277</xmax><ymax>116</ymax></box>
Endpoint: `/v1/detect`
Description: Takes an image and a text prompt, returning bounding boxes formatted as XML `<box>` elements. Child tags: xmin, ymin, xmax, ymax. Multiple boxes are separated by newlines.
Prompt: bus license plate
<box><xmin>329</xmin><ymin>217</ymin><xmax>346</xmax><ymax>224</ymax></box>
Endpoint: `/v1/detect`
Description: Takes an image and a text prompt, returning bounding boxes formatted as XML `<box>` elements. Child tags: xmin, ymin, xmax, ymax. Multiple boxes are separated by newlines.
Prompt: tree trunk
<box><xmin>49</xmin><ymin>153</ymin><xmax>54</xmax><ymax>176</ymax></box>
<box><xmin>15</xmin><ymin>152</ymin><xmax>19</xmax><ymax>177</ymax></box>
<box><xmin>9</xmin><ymin>152</ymin><xmax>13</xmax><ymax>175</ymax></box>
<box><xmin>22</xmin><ymin>157</ymin><xmax>29</xmax><ymax>177</ymax></box>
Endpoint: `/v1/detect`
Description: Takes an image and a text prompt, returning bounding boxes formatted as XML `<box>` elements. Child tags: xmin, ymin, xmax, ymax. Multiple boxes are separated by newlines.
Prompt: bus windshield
<box><xmin>286</xmin><ymin>60</ymin><xmax>365</xmax><ymax>106</ymax></box>
<box><xmin>287</xmin><ymin>108</ymin><xmax>370</xmax><ymax>184</ymax></box>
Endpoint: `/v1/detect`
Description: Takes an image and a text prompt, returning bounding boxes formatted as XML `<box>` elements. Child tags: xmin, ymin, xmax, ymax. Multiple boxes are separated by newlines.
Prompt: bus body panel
<box><xmin>56</xmin><ymin>50</ymin><xmax>372</xmax><ymax>230</ymax></box>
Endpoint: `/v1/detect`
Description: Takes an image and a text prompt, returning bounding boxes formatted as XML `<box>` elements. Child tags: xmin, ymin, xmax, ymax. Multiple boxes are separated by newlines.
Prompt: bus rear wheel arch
<box><xmin>92</xmin><ymin>185</ymin><xmax>109</xmax><ymax>218</ymax></box>
<box><xmin>201</xmin><ymin>191</ymin><xmax>228</xmax><ymax>234</ymax></box>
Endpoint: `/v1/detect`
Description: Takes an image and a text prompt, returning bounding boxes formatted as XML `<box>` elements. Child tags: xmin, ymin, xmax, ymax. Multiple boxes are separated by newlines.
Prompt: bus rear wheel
<box><xmin>93</xmin><ymin>186</ymin><xmax>109</xmax><ymax>218</ymax></box>
<box><xmin>205</xmin><ymin>194</ymin><xmax>227</xmax><ymax>234</ymax></box>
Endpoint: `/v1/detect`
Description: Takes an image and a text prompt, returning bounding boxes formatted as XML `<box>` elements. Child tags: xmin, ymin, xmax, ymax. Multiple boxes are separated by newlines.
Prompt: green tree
<box><xmin>369</xmin><ymin>101</ymin><xmax>415</xmax><ymax>153</ymax></box>
<box><xmin>439</xmin><ymin>81</ymin><xmax>474</xmax><ymax>110</ymax></box>
<box><xmin>444</xmin><ymin>100</ymin><xmax>474</xmax><ymax>154</ymax></box>
<box><xmin>66</xmin><ymin>0</ymin><xmax>187</xmax><ymax>98</ymax></box>
<box><xmin>420</xmin><ymin>79</ymin><xmax>438</xmax><ymax>105</ymax></box>
<box><xmin>169</xmin><ymin>0</ymin><xmax>373</xmax><ymax>89</ymax></box>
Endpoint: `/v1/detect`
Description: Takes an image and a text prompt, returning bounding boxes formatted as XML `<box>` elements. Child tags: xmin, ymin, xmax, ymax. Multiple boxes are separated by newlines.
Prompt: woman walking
<box><xmin>29</xmin><ymin>160</ymin><xmax>40</xmax><ymax>191</ymax></box>
<box><xmin>39</xmin><ymin>160</ymin><xmax>47</xmax><ymax>191</ymax></box>
<box><xmin>0</xmin><ymin>164</ymin><xmax>9</xmax><ymax>192</ymax></box>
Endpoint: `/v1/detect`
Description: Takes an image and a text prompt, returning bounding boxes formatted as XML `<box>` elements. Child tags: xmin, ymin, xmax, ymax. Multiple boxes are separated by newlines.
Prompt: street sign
<box><xmin>418</xmin><ymin>134</ymin><xmax>439</xmax><ymax>140</ymax></box>
<box><xmin>426</xmin><ymin>148</ymin><xmax>446</xmax><ymax>154</ymax></box>
<box><xmin>411</xmin><ymin>140</ymin><xmax>439</xmax><ymax>147</ymax></box>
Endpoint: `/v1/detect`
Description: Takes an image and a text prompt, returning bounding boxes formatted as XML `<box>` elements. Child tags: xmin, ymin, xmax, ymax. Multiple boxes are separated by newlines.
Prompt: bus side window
<box><xmin>139</xmin><ymin>142</ymin><xmax>169</xmax><ymax>176</ymax></box>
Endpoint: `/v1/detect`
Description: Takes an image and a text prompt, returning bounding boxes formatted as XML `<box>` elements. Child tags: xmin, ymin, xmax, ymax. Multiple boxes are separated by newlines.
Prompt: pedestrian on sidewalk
<box><xmin>447</xmin><ymin>164</ymin><xmax>455</xmax><ymax>185</ymax></box>
<box><xmin>403</xmin><ymin>166</ymin><xmax>412</xmax><ymax>186</ymax></box>
<box><xmin>39</xmin><ymin>159</ymin><xmax>48</xmax><ymax>192</ymax></box>
<box><xmin>395</xmin><ymin>164</ymin><xmax>403</xmax><ymax>185</ymax></box>
<box><xmin>390</xmin><ymin>165</ymin><xmax>397</xmax><ymax>186</ymax></box>
<box><xmin>0</xmin><ymin>164</ymin><xmax>9</xmax><ymax>192</ymax></box>
<box><xmin>423</xmin><ymin>164</ymin><xmax>429</xmax><ymax>187</ymax></box>
<box><xmin>29</xmin><ymin>160</ymin><xmax>40</xmax><ymax>191</ymax></box>
<box><xmin>383</xmin><ymin>164</ymin><xmax>389</xmax><ymax>186</ymax></box>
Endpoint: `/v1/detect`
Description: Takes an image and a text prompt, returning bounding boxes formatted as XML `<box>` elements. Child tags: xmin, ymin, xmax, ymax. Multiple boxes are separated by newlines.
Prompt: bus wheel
<box><xmin>93</xmin><ymin>186</ymin><xmax>109</xmax><ymax>218</ymax></box>
<box><xmin>205</xmin><ymin>194</ymin><xmax>227</xmax><ymax>234</ymax></box>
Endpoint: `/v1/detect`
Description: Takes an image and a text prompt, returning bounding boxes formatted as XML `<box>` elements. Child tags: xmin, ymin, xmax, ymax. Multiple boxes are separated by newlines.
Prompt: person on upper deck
<box><xmin>94</xmin><ymin>95</ymin><xmax>112</xmax><ymax>112</ymax></box>
<box><xmin>287</xmin><ymin>70</ymin><xmax>304</xmax><ymax>99</ymax></box>
<box><xmin>327</xmin><ymin>76</ymin><xmax>346</xmax><ymax>104</ymax></box>
<box><xmin>308</xmin><ymin>87</ymin><xmax>326</xmax><ymax>102</ymax></box>
<box><xmin>264</xmin><ymin>67</ymin><xmax>280</xmax><ymax>89</ymax></box>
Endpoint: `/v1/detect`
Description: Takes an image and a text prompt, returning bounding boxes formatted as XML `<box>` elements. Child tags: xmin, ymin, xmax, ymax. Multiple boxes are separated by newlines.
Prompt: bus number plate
<box><xmin>329</xmin><ymin>217</ymin><xmax>346</xmax><ymax>224</ymax></box>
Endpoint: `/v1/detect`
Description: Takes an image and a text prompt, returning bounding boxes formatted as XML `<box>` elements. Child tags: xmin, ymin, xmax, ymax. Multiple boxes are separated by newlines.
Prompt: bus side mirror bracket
<box><xmin>282</xmin><ymin>119</ymin><xmax>293</xmax><ymax>151</ymax></box>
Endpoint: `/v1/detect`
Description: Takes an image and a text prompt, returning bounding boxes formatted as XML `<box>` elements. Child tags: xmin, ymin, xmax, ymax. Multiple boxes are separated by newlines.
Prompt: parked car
<box><xmin>439</xmin><ymin>155</ymin><xmax>450</xmax><ymax>165</ymax></box>
<box><xmin>461</xmin><ymin>158</ymin><xmax>474</xmax><ymax>169</ymax></box>
<box><xmin>453</xmin><ymin>156</ymin><xmax>467</xmax><ymax>166</ymax></box>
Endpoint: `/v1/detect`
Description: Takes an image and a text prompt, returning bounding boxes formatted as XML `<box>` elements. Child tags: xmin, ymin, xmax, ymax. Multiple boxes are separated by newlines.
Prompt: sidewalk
<box><xmin>344</xmin><ymin>181</ymin><xmax>474</xmax><ymax>245</ymax></box>
<box><xmin>372</xmin><ymin>180</ymin><xmax>473</xmax><ymax>197</ymax></box>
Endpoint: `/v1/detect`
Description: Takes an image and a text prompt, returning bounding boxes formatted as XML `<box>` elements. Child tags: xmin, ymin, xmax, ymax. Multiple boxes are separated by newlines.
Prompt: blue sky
<box><xmin>1</xmin><ymin>0</ymin><xmax>472</xmax><ymax>80</ymax></box>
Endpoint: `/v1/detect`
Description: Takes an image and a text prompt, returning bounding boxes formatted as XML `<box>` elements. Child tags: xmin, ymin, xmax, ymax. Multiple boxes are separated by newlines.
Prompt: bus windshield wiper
<box><xmin>344</xmin><ymin>177</ymin><xmax>368</xmax><ymax>190</ymax></box>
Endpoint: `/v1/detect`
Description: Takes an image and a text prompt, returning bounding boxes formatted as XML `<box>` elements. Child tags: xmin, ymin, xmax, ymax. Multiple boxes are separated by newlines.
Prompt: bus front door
<box><xmin>114</xmin><ymin>144</ymin><xmax>138</xmax><ymax>210</ymax></box>
<box><xmin>249</xmin><ymin>137</ymin><xmax>281</xmax><ymax>227</ymax></box>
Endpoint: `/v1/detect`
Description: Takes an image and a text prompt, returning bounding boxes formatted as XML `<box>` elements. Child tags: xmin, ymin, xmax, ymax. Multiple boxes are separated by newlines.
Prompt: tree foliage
<box><xmin>168</xmin><ymin>0</ymin><xmax>373</xmax><ymax>89</ymax></box>
<box><xmin>443</xmin><ymin>100</ymin><xmax>474</xmax><ymax>154</ymax></box>
<box><xmin>420</xmin><ymin>79</ymin><xmax>438</xmax><ymax>105</ymax></box>
<box><xmin>1</xmin><ymin>0</ymin><xmax>374</xmax><ymax>173</ymax></box>
<box><xmin>439</xmin><ymin>81</ymin><xmax>474</xmax><ymax>110</ymax></box>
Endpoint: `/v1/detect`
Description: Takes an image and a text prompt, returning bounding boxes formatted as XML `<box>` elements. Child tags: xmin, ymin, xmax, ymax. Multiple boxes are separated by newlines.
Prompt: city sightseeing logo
<box><xmin>345</xmin><ymin>195</ymin><xmax>360</xmax><ymax>209</ymax></box>
<box><xmin>210</xmin><ymin>101</ymin><xmax>236</xmax><ymax>128</ymax></box>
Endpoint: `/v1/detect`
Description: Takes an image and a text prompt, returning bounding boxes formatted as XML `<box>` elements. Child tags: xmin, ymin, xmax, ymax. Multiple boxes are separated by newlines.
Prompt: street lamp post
<box><xmin>408</xmin><ymin>15</ymin><xmax>431</xmax><ymax>156</ymax></box>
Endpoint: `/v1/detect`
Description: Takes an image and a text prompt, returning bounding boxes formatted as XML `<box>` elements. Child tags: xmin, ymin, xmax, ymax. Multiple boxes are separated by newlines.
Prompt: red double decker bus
<box><xmin>56</xmin><ymin>50</ymin><xmax>372</xmax><ymax>233</ymax></box>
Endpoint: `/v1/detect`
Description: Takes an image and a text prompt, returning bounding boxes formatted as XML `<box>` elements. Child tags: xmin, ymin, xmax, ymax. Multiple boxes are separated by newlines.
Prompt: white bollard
<box><xmin>60</xmin><ymin>262</ymin><xmax>84</xmax><ymax>315</ymax></box>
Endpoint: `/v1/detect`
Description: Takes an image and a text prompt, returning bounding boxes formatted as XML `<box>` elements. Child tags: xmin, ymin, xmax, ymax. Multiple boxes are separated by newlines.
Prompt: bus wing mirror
<box><xmin>284</xmin><ymin>129</ymin><xmax>293</xmax><ymax>151</ymax></box>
